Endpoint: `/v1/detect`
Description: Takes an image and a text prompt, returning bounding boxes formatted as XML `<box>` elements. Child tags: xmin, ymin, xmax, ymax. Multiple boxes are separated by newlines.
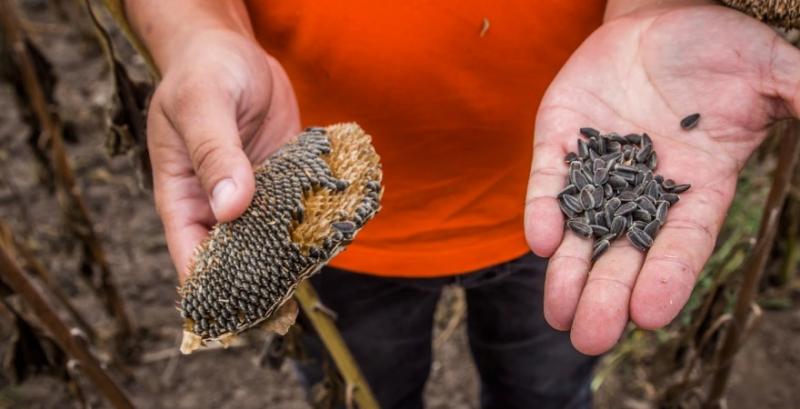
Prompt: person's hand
<box><xmin>524</xmin><ymin>4</ymin><xmax>800</xmax><ymax>355</ymax></box>
<box><xmin>147</xmin><ymin>30</ymin><xmax>300</xmax><ymax>280</ymax></box>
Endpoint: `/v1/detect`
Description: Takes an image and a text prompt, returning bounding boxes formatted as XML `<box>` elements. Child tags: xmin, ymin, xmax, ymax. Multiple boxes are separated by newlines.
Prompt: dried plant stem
<box><xmin>0</xmin><ymin>221</ymin><xmax>97</xmax><ymax>340</ymax></box>
<box><xmin>295</xmin><ymin>282</ymin><xmax>380</xmax><ymax>409</ymax></box>
<box><xmin>0</xmin><ymin>240</ymin><xmax>134</xmax><ymax>409</ymax></box>
<box><xmin>704</xmin><ymin>120</ymin><xmax>800</xmax><ymax>408</ymax></box>
<box><xmin>0</xmin><ymin>0</ymin><xmax>133</xmax><ymax>340</ymax></box>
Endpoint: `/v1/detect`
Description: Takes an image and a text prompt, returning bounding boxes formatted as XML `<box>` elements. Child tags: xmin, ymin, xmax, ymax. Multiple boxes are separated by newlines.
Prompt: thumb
<box><xmin>167</xmin><ymin>86</ymin><xmax>256</xmax><ymax>222</ymax></box>
<box><xmin>768</xmin><ymin>36</ymin><xmax>800</xmax><ymax>119</ymax></box>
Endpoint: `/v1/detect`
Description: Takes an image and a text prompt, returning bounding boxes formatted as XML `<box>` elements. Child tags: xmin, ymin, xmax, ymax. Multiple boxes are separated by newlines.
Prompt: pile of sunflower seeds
<box><xmin>558</xmin><ymin>127</ymin><xmax>690</xmax><ymax>261</ymax></box>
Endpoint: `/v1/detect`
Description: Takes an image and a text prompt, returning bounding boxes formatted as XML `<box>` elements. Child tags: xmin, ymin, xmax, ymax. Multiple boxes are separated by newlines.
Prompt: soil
<box><xmin>0</xmin><ymin>1</ymin><xmax>797</xmax><ymax>408</ymax></box>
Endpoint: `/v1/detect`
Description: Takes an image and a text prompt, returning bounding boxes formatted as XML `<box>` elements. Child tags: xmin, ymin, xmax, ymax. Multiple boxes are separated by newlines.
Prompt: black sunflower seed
<box><xmin>567</xmin><ymin>220</ymin><xmax>593</xmax><ymax>238</ymax></box>
<box><xmin>592</xmin><ymin>240</ymin><xmax>611</xmax><ymax>261</ymax></box>
<box><xmin>655</xmin><ymin>201</ymin><xmax>669</xmax><ymax>224</ymax></box>
<box><xmin>579</xmin><ymin>186</ymin><xmax>596</xmax><ymax>209</ymax></box>
<box><xmin>660</xmin><ymin>192</ymin><xmax>680</xmax><ymax>205</ymax></box>
<box><xmin>615</xmin><ymin>201</ymin><xmax>638</xmax><ymax>216</ymax></box>
<box><xmin>593</xmin><ymin>168</ymin><xmax>609</xmax><ymax>185</ymax></box>
<box><xmin>680</xmin><ymin>113</ymin><xmax>700</xmax><ymax>130</ymax></box>
<box><xmin>578</xmin><ymin>139</ymin><xmax>590</xmax><ymax>159</ymax></box>
<box><xmin>561</xmin><ymin>194</ymin><xmax>583</xmax><ymax>214</ymax></box>
<box><xmin>606</xmin><ymin>197</ymin><xmax>622</xmax><ymax>213</ymax></box>
<box><xmin>564</xmin><ymin>152</ymin><xmax>579</xmax><ymax>163</ymax></box>
<box><xmin>627</xmin><ymin>227</ymin><xmax>653</xmax><ymax>251</ymax></box>
<box><xmin>610</xmin><ymin>216</ymin><xmax>626</xmax><ymax>236</ymax></box>
<box><xmin>670</xmin><ymin>183</ymin><xmax>691</xmax><ymax>193</ymax></box>
<box><xmin>591</xmin><ymin>224</ymin><xmax>610</xmax><ymax>237</ymax></box>
<box><xmin>636</xmin><ymin>196</ymin><xmax>656</xmax><ymax>214</ymax></box>
<box><xmin>644</xmin><ymin>220</ymin><xmax>660</xmax><ymax>237</ymax></box>
<box><xmin>580</xmin><ymin>127</ymin><xmax>600</xmax><ymax>138</ymax></box>
<box><xmin>558</xmin><ymin>184</ymin><xmax>578</xmax><ymax>198</ymax></box>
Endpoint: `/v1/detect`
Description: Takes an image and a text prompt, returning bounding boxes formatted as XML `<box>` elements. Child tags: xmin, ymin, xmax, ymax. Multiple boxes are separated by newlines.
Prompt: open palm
<box><xmin>525</xmin><ymin>5</ymin><xmax>800</xmax><ymax>355</ymax></box>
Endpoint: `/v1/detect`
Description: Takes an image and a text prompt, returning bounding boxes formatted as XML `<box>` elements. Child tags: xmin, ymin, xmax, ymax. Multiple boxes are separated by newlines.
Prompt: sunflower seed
<box><xmin>614</xmin><ymin>164</ymin><xmax>638</xmax><ymax>174</ymax></box>
<box><xmin>592</xmin><ymin>168</ymin><xmax>609</xmax><ymax>186</ymax></box>
<box><xmin>567</xmin><ymin>220</ymin><xmax>593</xmax><ymax>238</ymax></box>
<box><xmin>606</xmin><ymin>197</ymin><xmax>622</xmax><ymax>213</ymax></box>
<box><xmin>627</xmin><ymin>227</ymin><xmax>653</xmax><ymax>251</ymax></box>
<box><xmin>592</xmin><ymin>240</ymin><xmax>611</xmax><ymax>261</ymax></box>
<box><xmin>660</xmin><ymin>192</ymin><xmax>680</xmax><ymax>205</ymax></box>
<box><xmin>610</xmin><ymin>216</ymin><xmax>627</xmax><ymax>236</ymax></box>
<box><xmin>580</xmin><ymin>127</ymin><xmax>600</xmax><ymax>138</ymax></box>
<box><xmin>648</xmin><ymin>151</ymin><xmax>658</xmax><ymax>169</ymax></box>
<box><xmin>564</xmin><ymin>152</ymin><xmax>579</xmax><ymax>163</ymax></box>
<box><xmin>591</xmin><ymin>224</ymin><xmax>610</xmax><ymax>237</ymax></box>
<box><xmin>574</xmin><ymin>167</ymin><xmax>590</xmax><ymax>189</ymax></box>
<box><xmin>615</xmin><ymin>201</ymin><xmax>638</xmax><ymax>216</ymax></box>
<box><xmin>632</xmin><ymin>220</ymin><xmax>648</xmax><ymax>230</ymax></box>
<box><xmin>633</xmin><ymin>209</ymin><xmax>652</xmax><ymax>222</ymax></box>
<box><xmin>655</xmin><ymin>201</ymin><xmax>669</xmax><ymax>224</ymax></box>
<box><xmin>579</xmin><ymin>186</ymin><xmax>596</xmax><ymax>209</ymax></box>
<box><xmin>645</xmin><ymin>180</ymin><xmax>660</xmax><ymax>200</ymax></box>
<box><xmin>604</xmin><ymin>183</ymin><xmax>614</xmax><ymax>198</ymax></box>
<box><xmin>680</xmin><ymin>113</ymin><xmax>700</xmax><ymax>130</ymax></box>
<box><xmin>619</xmin><ymin>191</ymin><xmax>637</xmax><ymax>202</ymax></box>
<box><xmin>597</xmin><ymin>135</ymin><xmax>607</xmax><ymax>154</ymax></box>
<box><xmin>561</xmin><ymin>194</ymin><xmax>583</xmax><ymax>213</ymax></box>
<box><xmin>608</xmin><ymin>175</ymin><xmax>628</xmax><ymax>190</ymax></box>
<box><xmin>635</xmin><ymin>143</ymin><xmax>653</xmax><ymax>163</ymax></box>
<box><xmin>558</xmin><ymin>184</ymin><xmax>578</xmax><ymax>198</ymax></box>
<box><xmin>593</xmin><ymin>211</ymin><xmax>607</xmax><ymax>227</ymax></box>
<box><xmin>636</xmin><ymin>196</ymin><xmax>656</xmax><ymax>214</ymax></box>
<box><xmin>644</xmin><ymin>220</ymin><xmax>660</xmax><ymax>237</ymax></box>
<box><xmin>670</xmin><ymin>183</ymin><xmax>691</xmax><ymax>193</ymax></box>
<box><xmin>578</xmin><ymin>139</ymin><xmax>590</xmax><ymax>159</ymax></box>
<box><xmin>593</xmin><ymin>184</ymin><xmax>605</xmax><ymax>208</ymax></box>
<box><xmin>607</xmin><ymin>132</ymin><xmax>626</xmax><ymax>143</ymax></box>
<box><xmin>607</xmin><ymin>141</ymin><xmax>622</xmax><ymax>153</ymax></box>
<box><xmin>624</xmin><ymin>133</ymin><xmax>642</xmax><ymax>144</ymax></box>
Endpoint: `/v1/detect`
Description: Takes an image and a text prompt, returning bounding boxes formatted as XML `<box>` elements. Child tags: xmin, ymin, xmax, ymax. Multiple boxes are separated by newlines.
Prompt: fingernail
<box><xmin>211</xmin><ymin>178</ymin><xmax>236</xmax><ymax>216</ymax></box>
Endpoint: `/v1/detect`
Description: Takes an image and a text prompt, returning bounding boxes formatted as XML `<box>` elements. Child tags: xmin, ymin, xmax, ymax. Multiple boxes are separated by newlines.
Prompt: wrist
<box><xmin>603</xmin><ymin>0</ymin><xmax>714</xmax><ymax>22</ymax></box>
<box><xmin>125</xmin><ymin>0</ymin><xmax>255</xmax><ymax>73</ymax></box>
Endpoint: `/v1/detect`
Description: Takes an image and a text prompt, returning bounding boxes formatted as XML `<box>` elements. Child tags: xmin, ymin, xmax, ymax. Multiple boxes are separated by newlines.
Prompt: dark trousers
<box><xmin>298</xmin><ymin>253</ymin><xmax>597</xmax><ymax>409</ymax></box>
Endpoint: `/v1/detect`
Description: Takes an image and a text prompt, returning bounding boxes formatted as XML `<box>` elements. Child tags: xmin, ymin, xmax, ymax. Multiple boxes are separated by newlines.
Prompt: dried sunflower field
<box><xmin>0</xmin><ymin>1</ymin><xmax>798</xmax><ymax>408</ymax></box>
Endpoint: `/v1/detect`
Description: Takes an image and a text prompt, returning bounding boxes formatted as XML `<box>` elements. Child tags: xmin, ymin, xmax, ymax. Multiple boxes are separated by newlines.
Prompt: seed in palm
<box><xmin>557</xmin><ymin>127</ymin><xmax>691</xmax><ymax>262</ymax></box>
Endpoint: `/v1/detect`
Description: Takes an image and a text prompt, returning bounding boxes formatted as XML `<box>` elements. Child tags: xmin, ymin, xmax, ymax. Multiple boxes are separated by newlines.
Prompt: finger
<box><xmin>147</xmin><ymin>110</ymin><xmax>215</xmax><ymax>280</ymax></box>
<box><xmin>525</xmin><ymin>140</ymin><xmax>569</xmax><ymax>257</ymax></box>
<box><xmin>543</xmin><ymin>231</ymin><xmax>592</xmax><ymax>331</ymax></box>
<box><xmin>570</xmin><ymin>240</ymin><xmax>644</xmax><ymax>356</ymax></box>
<box><xmin>630</xmin><ymin>185</ymin><xmax>731</xmax><ymax>329</ymax></box>
<box><xmin>164</xmin><ymin>81</ymin><xmax>255</xmax><ymax>222</ymax></box>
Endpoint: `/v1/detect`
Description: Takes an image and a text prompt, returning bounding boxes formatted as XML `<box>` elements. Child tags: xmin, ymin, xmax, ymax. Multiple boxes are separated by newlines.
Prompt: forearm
<box><xmin>125</xmin><ymin>0</ymin><xmax>255</xmax><ymax>72</ymax></box>
<box><xmin>604</xmin><ymin>0</ymin><xmax>714</xmax><ymax>22</ymax></box>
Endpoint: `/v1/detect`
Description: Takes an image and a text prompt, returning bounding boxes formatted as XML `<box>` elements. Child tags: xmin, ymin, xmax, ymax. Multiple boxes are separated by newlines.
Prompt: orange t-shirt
<box><xmin>245</xmin><ymin>1</ymin><xmax>605</xmax><ymax>277</ymax></box>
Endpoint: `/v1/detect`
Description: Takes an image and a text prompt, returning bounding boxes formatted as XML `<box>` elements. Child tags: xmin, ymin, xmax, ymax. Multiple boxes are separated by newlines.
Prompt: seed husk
<box><xmin>644</xmin><ymin>220</ymin><xmax>660</xmax><ymax>237</ymax></box>
<box><xmin>558</xmin><ymin>184</ymin><xmax>578</xmax><ymax>198</ymax></box>
<box><xmin>567</xmin><ymin>219</ymin><xmax>593</xmax><ymax>238</ymax></box>
<box><xmin>579</xmin><ymin>185</ymin><xmax>596</xmax><ymax>209</ymax></box>
<box><xmin>594</xmin><ymin>168</ymin><xmax>609</xmax><ymax>185</ymax></box>
<box><xmin>627</xmin><ymin>227</ymin><xmax>654</xmax><ymax>251</ymax></box>
<box><xmin>618</xmin><ymin>190</ymin><xmax>637</xmax><ymax>202</ymax></box>
<box><xmin>661</xmin><ymin>192</ymin><xmax>680</xmax><ymax>205</ymax></box>
<box><xmin>655</xmin><ymin>201</ymin><xmax>669</xmax><ymax>224</ymax></box>
<box><xmin>680</xmin><ymin>113</ymin><xmax>701</xmax><ymax>130</ymax></box>
<box><xmin>633</xmin><ymin>209</ymin><xmax>652</xmax><ymax>222</ymax></box>
<box><xmin>591</xmin><ymin>224</ymin><xmax>610</xmax><ymax>237</ymax></box>
<box><xmin>564</xmin><ymin>152</ymin><xmax>579</xmax><ymax>163</ymax></box>
<box><xmin>580</xmin><ymin>127</ymin><xmax>600</xmax><ymax>138</ymax></box>
<box><xmin>636</xmin><ymin>196</ymin><xmax>657</xmax><ymax>214</ymax></box>
<box><xmin>615</xmin><ymin>201</ymin><xmax>638</xmax><ymax>216</ymax></box>
<box><xmin>670</xmin><ymin>183</ymin><xmax>691</xmax><ymax>193</ymax></box>
<box><xmin>561</xmin><ymin>194</ymin><xmax>583</xmax><ymax>213</ymax></box>
<box><xmin>592</xmin><ymin>240</ymin><xmax>611</xmax><ymax>261</ymax></box>
<box><xmin>610</xmin><ymin>216</ymin><xmax>627</xmax><ymax>237</ymax></box>
<box><xmin>606</xmin><ymin>197</ymin><xmax>622</xmax><ymax>213</ymax></box>
<box><xmin>578</xmin><ymin>139</ymin><xmax>590</xmax><ymax>159</ymax></box>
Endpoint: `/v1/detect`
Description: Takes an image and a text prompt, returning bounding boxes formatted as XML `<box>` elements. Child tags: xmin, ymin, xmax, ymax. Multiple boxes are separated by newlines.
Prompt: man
<box><xmin>127</xmin><ymin>0</ymin><xmax>800</xmax><ymax>408</ymax></box>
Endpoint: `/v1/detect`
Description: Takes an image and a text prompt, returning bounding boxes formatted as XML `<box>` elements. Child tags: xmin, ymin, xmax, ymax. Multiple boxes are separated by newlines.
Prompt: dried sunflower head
<box><xmin>177</xmin><ymin>123</ymin><xmax>382</xmax><ymax>353</ymax></box>
<box><xmin>720</xmin><ymin>0</ymin><xmax>800</xmax><ymax>30</ymax></box>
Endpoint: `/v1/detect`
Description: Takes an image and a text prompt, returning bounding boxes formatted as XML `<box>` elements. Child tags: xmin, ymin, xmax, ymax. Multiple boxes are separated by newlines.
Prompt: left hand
<box><xmin>524</xmin><ymin>3</ymin><xmax>800</xmax><ymax>355</ymax></box>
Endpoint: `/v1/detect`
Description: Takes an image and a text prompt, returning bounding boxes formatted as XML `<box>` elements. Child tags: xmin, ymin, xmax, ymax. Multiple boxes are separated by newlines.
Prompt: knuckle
<box><xmin>190</xmin><ymin>137</ymin><xmax>227</xmax><ymax>179</ymax></box>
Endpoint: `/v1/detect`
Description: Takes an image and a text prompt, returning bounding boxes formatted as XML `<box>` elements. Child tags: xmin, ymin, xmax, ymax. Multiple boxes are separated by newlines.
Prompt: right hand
<box><xmin>147</xmin><ymin>29</ymin><xmax>300</xmax><ymax>281</ymax></box>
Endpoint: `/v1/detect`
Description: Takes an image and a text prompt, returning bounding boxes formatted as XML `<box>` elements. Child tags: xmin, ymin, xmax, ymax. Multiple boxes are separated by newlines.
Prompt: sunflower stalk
<box><xmin>0</xmin><ymin>234</ymin><xmax>134</xmax><ymax>409</ymax></box>
<box><xmin>0</xmin><ymin>0</ymin><xmax>133</xmax><ymax>345</ymax></box>
<box><xmin>703</xmin><ymin>119</ymin><xmax>800</xmax><ymax>408</ymax></box>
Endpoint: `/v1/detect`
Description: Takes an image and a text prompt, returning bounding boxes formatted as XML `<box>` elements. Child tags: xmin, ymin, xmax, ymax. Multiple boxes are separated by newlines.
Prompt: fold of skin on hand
<box><xmin>526</xmin><ymin>0</ymin><xmax>800</xmax><ymax>355</ymax></box>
